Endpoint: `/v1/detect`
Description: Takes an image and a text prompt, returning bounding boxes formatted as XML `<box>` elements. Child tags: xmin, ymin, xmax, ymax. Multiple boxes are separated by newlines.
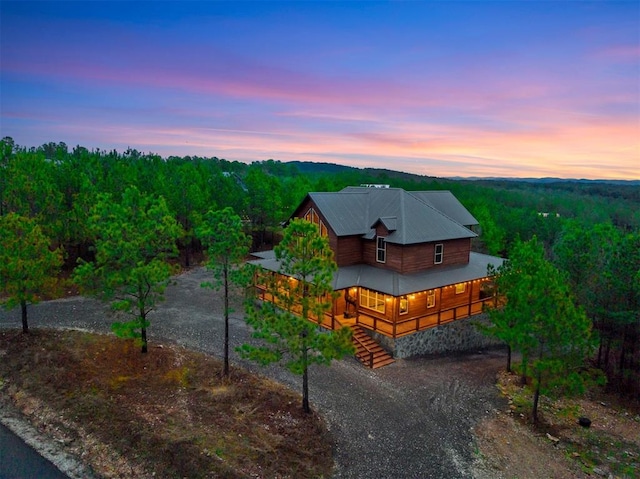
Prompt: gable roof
<box><xmin>299</xmin><ymin>187</ymin><xmax>476</xmax><ymax>245</ymax></box>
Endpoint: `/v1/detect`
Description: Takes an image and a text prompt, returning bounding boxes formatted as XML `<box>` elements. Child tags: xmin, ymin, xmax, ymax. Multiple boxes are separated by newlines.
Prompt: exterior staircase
<box><xmin>351</xmin><ymin>325</ymin><xmax>395</xmax><ymax>369</ymax></box>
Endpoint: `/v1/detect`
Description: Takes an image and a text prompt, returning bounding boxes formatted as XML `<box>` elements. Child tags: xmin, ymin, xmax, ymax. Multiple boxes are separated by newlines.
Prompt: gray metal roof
<box><xmin>409</xmin><ymin>190</ymin><xmax>479</xmax><ymax>227</ymax></box>
<box><xmin>308</xmin><ymin>187</ymin><xmax>476</xmax><ymax>244</ymax></box>
<box><xmin>249</xmin><ymin>252</ymin><xmax>504</xmax><ymax>296</ymax></box>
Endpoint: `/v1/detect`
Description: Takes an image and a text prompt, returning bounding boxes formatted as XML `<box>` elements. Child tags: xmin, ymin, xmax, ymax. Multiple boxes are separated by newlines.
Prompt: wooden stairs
<box><xmin>351</xmin><ymin>325</ymin><xmax>395</xmax><ymax>369</ymax></box>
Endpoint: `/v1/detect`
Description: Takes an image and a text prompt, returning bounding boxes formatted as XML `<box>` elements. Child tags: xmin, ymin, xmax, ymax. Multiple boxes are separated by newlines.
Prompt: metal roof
<box><xmin>308</xmin><ymin>187</ymin><xmax>476</xmax><ymax>244</ymax></box>
<box><xmin>249</xmin><ymin>252</ymin><xmax>504</xmax><ymax>296</ymax></box>
<box><xmin>409</xmin><ymin>190</ymin><xmax>479</xmax><ymax>226</ymax></box>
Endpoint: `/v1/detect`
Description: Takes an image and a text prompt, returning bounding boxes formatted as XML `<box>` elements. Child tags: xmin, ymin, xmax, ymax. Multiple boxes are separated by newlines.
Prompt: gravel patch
<box><xmin>0</xmin><ymin>267</ymin><xmax>507</xmax><ymax>478</ymax></box>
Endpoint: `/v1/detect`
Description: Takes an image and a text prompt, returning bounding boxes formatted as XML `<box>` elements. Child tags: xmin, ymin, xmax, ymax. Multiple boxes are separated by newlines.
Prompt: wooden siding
<box><xmin>398</xmin><ymin>238</ymin><xmax>471</xmax><ymax>274</ymax></box>
<box><xmin>293</xmin><ymin>197</ymin><xmax>342</xmax><ymax>261</ymax></box>
<box><xmin>360</xmin><ymin>238</ymin><xmax>472</xmax><ymax>273</ymax></box>
<box><xmin>335</xmin><ymin>236</ymin><xmax>363</xmax><ymax>266</ymax></box>
<box><xmin>362</xmin><ymin>238</ymin><xmax>376</xmax><ymax>267</ymax></box>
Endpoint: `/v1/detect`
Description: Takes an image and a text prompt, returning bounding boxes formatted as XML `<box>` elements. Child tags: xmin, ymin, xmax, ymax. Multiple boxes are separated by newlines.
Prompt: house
<box><xmin>249</xmin><ymin>186</ymin><xmax>504</xmax><ymax>366</ymax></box>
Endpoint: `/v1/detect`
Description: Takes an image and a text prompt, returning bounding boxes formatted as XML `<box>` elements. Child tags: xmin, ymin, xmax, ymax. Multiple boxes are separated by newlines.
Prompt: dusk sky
<box><xmin>1</xmin><ymin>1</ymin><xmax>639</xmax><ymax>180</ymax></box>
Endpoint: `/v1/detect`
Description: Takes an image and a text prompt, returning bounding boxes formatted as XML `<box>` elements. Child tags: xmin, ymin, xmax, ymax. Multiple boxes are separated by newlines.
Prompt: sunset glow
<box><xmin>1</xmin><ymin>1</ymin><xmax>638</xmax><ymax>180</ymax></box>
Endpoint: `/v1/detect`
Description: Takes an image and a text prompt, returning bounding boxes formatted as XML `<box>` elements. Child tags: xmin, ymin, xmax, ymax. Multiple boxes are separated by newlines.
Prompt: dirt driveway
<box><xmin>0</xmin><ymin>267</ymin><xmax>507</xmax><ymax>479</ymax></box>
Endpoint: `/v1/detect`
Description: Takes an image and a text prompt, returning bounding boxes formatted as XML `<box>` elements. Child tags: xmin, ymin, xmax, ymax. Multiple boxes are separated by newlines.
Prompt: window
<box><xmin>304</xmin><ymin>208</ymin><xmax>328</xmax><ymax>236</ymax></box>
<box><xmin>427</xmin><ymin>290</ymin><xmax>436</xmax><ymax>308</ymax></box>
<box><xmin>376</xmin><ymin>236</ymin><xmax>386</xmax><ymax>263</ymax></box>
<box><xmin>434</xmin><ymin>243</ymin><xmax>444</xmax><ymax>264</ymax></box>
<box><xmin>399</xmin><ymin>295</ymin><xmax>408</xmax><ymax>315</ymax></box>
<box><xmin>455</xmin><ymin>283</ymin><xmax>466</xmax><ymax>294</ymax></box>
<box><xmin>360</xmin><ymin>288</ymin><xmax>386</xmax><ymax>313</ymax></box>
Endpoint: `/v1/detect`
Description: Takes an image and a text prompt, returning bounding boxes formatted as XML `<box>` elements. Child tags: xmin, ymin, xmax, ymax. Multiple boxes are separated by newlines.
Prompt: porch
<box><xmin>252</xmin><ymin>283</ymin><xmax>492</xmax><ymax>339</ymax></box>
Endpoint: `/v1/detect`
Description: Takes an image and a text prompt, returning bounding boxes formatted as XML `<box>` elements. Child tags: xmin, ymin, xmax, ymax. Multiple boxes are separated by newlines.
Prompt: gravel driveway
<box><xmin>0</xmin><ymin>267</ymin><xmax>507</xmax><ymax>479</ymax></box>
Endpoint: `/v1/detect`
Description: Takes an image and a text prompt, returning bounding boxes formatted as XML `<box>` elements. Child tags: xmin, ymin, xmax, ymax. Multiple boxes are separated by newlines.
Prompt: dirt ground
<box><xmin>0</xmin><ymin>329</ymin><xmax>334</xmax><ymax>479</ymax></box>
<box><xmin>2</xmin><ymin>267</ymin><xmax>639</xmax><ymax>478</ymax></box>
<box><xmin>473</xmin><ymin>371</ymin><xmax>640</xmax><ymax>479</ymax></box>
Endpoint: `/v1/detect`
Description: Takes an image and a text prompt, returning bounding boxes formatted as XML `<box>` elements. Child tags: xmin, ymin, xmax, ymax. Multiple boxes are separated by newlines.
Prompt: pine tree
<box><xmin>73</xmin><ymin>186</ymin><xmax>182</xmax><ymax>353</ymax></box>
<box><xmin>239</xmin><ymin>219</ymin><xmax>354</xmax><ymax>413</ymax></box>
<box><xmin>0</xmin><ymin>213</ymin><xmax>63</xmax><ymax>333</ymax></box>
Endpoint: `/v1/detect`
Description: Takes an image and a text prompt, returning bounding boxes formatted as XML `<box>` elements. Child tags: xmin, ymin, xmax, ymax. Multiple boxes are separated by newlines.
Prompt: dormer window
<box><xmin>434</xmin><ymin>243</ymin><xmax>444</xmax><ymax>264</ymax></box>
<box><xmin>376</xmin><ymin>236</ymin><xmax>386</xmax><ymax>263</ymax></box>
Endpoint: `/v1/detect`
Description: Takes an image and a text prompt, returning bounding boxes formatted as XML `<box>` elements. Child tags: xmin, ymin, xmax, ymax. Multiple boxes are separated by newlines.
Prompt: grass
<box><xmin>0</xmin><ymin>329</ymin><xmax>334</xmax><ymax>478</ymax></box>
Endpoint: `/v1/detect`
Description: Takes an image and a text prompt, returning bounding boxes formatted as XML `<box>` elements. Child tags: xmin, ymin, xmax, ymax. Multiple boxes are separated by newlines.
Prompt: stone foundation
<box><xmin>368</xmin><ymin>314</ymin><xmax>503</xmax><ymax>359</ymax></box>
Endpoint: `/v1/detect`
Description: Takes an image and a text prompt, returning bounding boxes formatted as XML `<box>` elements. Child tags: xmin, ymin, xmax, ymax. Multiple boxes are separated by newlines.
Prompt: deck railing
<box><xmin>355</xmin><ymin>296</ymin><xmax>493</xmax><ymax>338</ymax></box>
<box><xmin>254</xmin><ymin>283</ymin><xmax>495</xmax><ymax>339</ymax></box>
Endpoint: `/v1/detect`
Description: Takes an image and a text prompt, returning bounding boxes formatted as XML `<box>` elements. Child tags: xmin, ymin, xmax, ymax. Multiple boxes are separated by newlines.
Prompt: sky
<box><xmin>1</xmin><ymin>1</ymin><xmax>639</xmax><ymax>180</ymax></box>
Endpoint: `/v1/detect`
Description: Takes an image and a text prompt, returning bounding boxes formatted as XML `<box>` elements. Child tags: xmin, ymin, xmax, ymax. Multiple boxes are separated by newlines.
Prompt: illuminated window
<box><xmin>304</xmin><ymin>208</ymin><xmax>328</xmax><ymax>236</ymax></box>
<box><xmin>360</xmin><ymin>288</ymin><xmax>386</xmax><ymax>313</ymax></box>
<box><xmin>427</xmin><ymin>290</ymin><xmax>436</xmax><ymax>308</ymax></box>
<box><xmin>434</xmin><ymin>243</ymin><xmax>444</xmax><ymax>264</ymax></box>
<box><xmin>399</xmin><ymin>295</ymin><xmax>408</xmax><ymax>315</ymax></box>
<box><xmin>455</xmin><ymin>283</ymin><xmax>466</xmax><ymax>294</ymax></box>
<box><xmin>376</xmin><ymin>236</ymin><xmax>386</xmax><ymax>263</ymax></box>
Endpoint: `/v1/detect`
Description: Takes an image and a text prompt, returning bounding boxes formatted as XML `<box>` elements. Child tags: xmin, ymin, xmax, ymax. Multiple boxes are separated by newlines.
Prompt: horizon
<box><xmin>1</xmin><ymin>1</ymin><xmax>639</xmax><ymax>181</ymax></box>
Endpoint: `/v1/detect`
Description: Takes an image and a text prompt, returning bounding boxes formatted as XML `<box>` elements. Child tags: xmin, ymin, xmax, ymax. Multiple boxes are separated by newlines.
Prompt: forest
<box><xmin>1</xmin><ymin>137</ymin><xmax>638</xmax><ymax>399</ymax></box>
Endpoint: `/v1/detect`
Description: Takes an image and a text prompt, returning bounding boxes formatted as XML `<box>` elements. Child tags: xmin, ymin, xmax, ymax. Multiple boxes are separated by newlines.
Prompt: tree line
<box><xmin>1</xmin><ymin>137</ymin><xmax>638</xmax><ymax>407</ymax></box>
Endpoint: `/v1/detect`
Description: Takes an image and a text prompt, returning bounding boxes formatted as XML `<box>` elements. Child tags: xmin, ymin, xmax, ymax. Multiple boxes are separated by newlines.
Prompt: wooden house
<box><xmin>249</xmin><ymin>186</ymin><xmax>504</xmax><ymax>367</ymax></box>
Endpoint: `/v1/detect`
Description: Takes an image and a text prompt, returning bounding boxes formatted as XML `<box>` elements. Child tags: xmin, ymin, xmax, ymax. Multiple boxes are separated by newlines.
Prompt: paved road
<box><xmin>0</xmin><ymin>267</ymin><xmax>506</xmax><ymax>479</ymax></box>
<box><xmin>0</xmin><ymin>423</ymin><xmax>69</xmax><ymax>479</ymax></box>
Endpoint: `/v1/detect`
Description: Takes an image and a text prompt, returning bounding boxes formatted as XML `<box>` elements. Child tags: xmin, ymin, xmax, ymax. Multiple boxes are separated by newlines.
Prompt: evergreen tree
<box><xmin>196</xmin><ymin>207</ymin><xmax>252</xmax><ymax>378</ymax></box>
<box><xmin>0</xmin><ymin>213</ymin><xmax>63</xmax><ymax>333</ymax></box>
<box><xmin>73</xmin><ymin>186</ymin><xmax>182</xmax><ymax>353</ymax></box>
<box><xmin>239</xmin><ymin>219</ymin><xmax>354</xmax><ymax>413</ymax></box>
<box><xmin>483</xmin><ymin>238</ymin><xmax>601</xmax><ymax>422</ymax></box>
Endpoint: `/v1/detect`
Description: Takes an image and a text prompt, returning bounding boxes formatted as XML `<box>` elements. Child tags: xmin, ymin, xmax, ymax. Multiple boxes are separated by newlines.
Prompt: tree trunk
<box><xmin>184</xmin><ymin>242</ymin><xmax>191</xmax><ymax>269</ymax></box>
<box><xmin>604</xmin><ymin>335</ymin><xmax>611</xmax><ymax>368</ymax></box>
<box><xmin>223</xmin><ymin>266</ymin><xmax>230</xmax><ymax>378</ymax></box>
<box><xmin>532</xmin><ymin>342</ymin><xmax>545</xmax><ymax>424</ymax></box>
<box><xmin>619</xmin><ymin>324</ymin><xmax>629</xmax><ymax>373</ymax></box>
<box><xmin>302</xmin><ymin>347</ymin><xmax>310</xmax><ymax>413</ymax></box>
<box><xmin>141</xmin><ymin>324</ymin><xmax>148</xmax><ymax>353</ymax></box>
<box><xmin>521</xmin><ymin>356</ymin><xmax>528</xmax><ymax>386</ymax></box>
<box><xmin>21</xmin><ymin>299</ymin><xmax>28</xmax><ymax>334</ymax></box>
<box><xmin>506</xmin><ymin>345</ymin><xmax>512</xmax><ymax>373</ymax></box>
<box><xmin>532</xmin><ymin>370</ymin><xmax>541</xmax><ymax>424</ymax></box>
<box><xmin>596</xmin><ymin>334</ymin><xmax>603</xmax><ymax>368</ymax></box>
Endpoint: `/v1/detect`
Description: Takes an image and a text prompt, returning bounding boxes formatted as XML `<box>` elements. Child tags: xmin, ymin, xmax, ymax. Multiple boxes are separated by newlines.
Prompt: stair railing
<box><xmin>352</xmin><ymin>329</ymin><xmax>376</xmax><ymax>368</ymax></box>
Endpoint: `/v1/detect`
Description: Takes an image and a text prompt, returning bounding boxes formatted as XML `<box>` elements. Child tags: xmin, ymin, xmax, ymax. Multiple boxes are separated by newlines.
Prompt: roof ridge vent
<box><xmin>360</xmin><ymin>184</ymin><xmax>390</xmax><ymax>188</ymax></box>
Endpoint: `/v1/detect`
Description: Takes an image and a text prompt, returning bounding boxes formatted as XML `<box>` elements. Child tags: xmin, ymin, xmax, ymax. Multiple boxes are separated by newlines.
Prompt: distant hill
<box><xmin>285</xmin><ymin>161</ymin><xmax>438</xmax><ymax>182</ymax></box>
<box><xmin>448</xmin><ymin>176</ymin><xmax>640</xmax><ymax>187</ymax></box>
<box><xmin>285</xmin><ymin>160</ymin><xmax>639</xmax><ymax>187</ymax></box>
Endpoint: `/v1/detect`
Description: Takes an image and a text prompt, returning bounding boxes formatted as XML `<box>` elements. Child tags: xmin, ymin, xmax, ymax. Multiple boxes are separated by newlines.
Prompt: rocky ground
<box><xmin>1</xmin><ymin>267</ymin><xmax>638</xmax><ymax>478</ymax></box>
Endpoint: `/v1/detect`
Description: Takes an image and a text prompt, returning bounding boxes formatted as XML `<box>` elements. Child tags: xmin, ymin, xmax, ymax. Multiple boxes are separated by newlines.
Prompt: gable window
<box><xmin>455</xmin><ymin>283</ymin><xmax>466</xmax><ymax>294</ymax></box>
<box><xmin>434</xmin><ymin>243</ymin><xmax>444</xmax><ymax>264</ymax></box>
<box><xmin>304</xmin><ymin>208</ymin><xmax>328</xmax><ymax>236</ymax></box>
<box><xmin>426</xmin><ymin>290</ymin><xmax>436</xmax><ymax>308</ymax></box>
<box><xmin>399</xmin><ymin>295</ymin><xmax>409</xmax><ymax>315</ymax></box>
<box><xmin>376</xmin><ymin>236</ymin><xmax>386</xmax><ymax>263</ymax></box>
<box><xmin>360</xmin><ymin>288</ymin><xmax>386</xmax><ymax>313</ymax></box>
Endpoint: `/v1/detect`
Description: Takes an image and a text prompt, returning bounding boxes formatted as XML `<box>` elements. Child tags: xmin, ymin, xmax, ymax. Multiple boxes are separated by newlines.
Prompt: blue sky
<box><xmin>1</xmin><ymin>1</ymin><xmax>638</xmax><ymax>179</ymax></box>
